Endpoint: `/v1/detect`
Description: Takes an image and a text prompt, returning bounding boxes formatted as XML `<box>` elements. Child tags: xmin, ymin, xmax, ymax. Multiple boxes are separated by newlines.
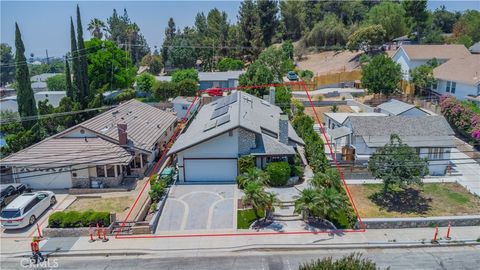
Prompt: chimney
<box><xmin>279</xmin><ymin>113</ymin><xmax>288</xmax><ymax>144</ymax></box>
<box><xmin>269</xmin><ymin>87</ymin><xmax>276</xmax><ymax>105</ymax></box>
<box><xmin>117</xmin><ymin>123</ymin><xmax>128</xmax><ymax>145</ymax></box>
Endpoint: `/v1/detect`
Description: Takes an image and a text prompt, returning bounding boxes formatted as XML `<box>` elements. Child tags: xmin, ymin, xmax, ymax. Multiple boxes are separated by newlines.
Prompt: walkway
<box><xmin>450</xmin><ymin>148</ymin><xmax>480</xmax><ymax>196</ymax></box>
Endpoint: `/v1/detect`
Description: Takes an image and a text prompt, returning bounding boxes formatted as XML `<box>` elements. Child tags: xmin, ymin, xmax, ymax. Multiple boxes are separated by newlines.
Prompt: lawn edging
<box><xmin>357</xmin><ymin>215</ymin><xmax>480</xmax><ymax>229</ymax></box>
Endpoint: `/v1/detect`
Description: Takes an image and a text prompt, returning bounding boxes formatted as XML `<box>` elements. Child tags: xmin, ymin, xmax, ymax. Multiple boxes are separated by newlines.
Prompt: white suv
<box><xmin>0</xmin><ymin>191</ymin><xmax>56</xmax><ymax>229</ymax></box>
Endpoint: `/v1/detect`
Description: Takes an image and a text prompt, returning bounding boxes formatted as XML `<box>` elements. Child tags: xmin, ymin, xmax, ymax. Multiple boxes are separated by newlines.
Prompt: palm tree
<box><xmin>236</xmin><ymin>167</ymin><xmax>269</xmax><ymax>189</ymax></box>
<box><xmin>311</xmin><ymin>168</ymin><xmax>343</xmax><ymax>192</ymax></box>
<box><xmin>316</xmin><ymin>187</ymin><xmax>344</xmax><ymax>220</ymax></box>
<box><xmin>294</xmin><ymin>188</ymin><xmax>320</xmax><ymax>219</ymax></box>
<box><xmin>263</xmin><ymin>192</ymin><xmax>279</xmax><ymax>221</ymax></box>
<box><xmin>242</xmin><ymin>182</ymin><xmax>267</xmax><ymax>219</ymax></box>
<box><xmin>88</xmin><ymin>18</ymin><xmax>106</xmax><ymax>39</ymax></box>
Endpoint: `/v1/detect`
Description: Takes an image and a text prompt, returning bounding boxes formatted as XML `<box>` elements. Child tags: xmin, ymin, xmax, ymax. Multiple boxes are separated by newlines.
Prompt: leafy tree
<box><xmin>305</xmin><ymin>13</ymin><xmax>348</xmax><ymax>47</ymax></box>
<box><xmin>299</xmin><ymin>253</ymin><xmax>379</xmax><ymax>270</ymax></box>
<box><xmin>136</xmin><ymin>73</ymin><xmax>155</xmax><ymax>93</ymax></box>
<box><xmin>456</xmin><ymin>35</ymin><xmax>473</xmax><ymax>48</ymax></box>
<box><xmin>366</xmin><ymin>1</ymin><xmax>408</xmax><ymax>41</ymax></box>
<box><xmin>236</xmin><ymin>167</ymin><xmax>269</xmax><ymax>189</ymax></box>
<box><xmin>453</xmin><ymin>10</ymin><xmax>480</xmax><ymax>43</ymax></box>
<box><xmin>282</xmin><ymin>40</ymin><xmax>294</xmax><ymax>60</ymax></box>
<box><xmin>14</xmin><ymin>23</ymin><xmax>38</xmax><ymax>129</ymax></box>
<box><xmin>402</xmin><ymin>0</ymin><xmax>429</xmax><ymax>41</ymax></box>
<box><xmin>161</xmin><ymin>18</ymin><xmax>176</xmax><ymax>65</ymax></box>
<box><xmin>171</xmin><ymin>68</ymin><xmax>199</xmax><ymax>83</ymax></box>
<box><xmin>361</xmin><ymin>54</ymin><xmax>401</xmax><ymax>97</ymax></box>
<box><xmin>115</xmin><ymin>88</ymin><xmax>136</xmax><ymax>103</ymax></box>
<box><xmin>238</xmin><ymin>0</ymin><xmax>263</xmax><ymax>57</ymax></box>
<box><xmin>176</xmin><ymin>79</ymin><xmax>198</xmax><ymax>96</ymax></box>
<box><xmin>0</xmin><ymin>43</ymin><xmax>15</xmax><ymax>86</ymax></box>
<box><xmin>76</xmin><ymin>5</ymin><xmax>89</xmax><ymax>104</ymax></box>
<box><xmin>280</xmin><ymin>0</ymin><xmax>306</xmax><ymax>41</ymax></box>
<box><xmin>432</xmin><ymin>5</ymin><xmax>459</xmax><ymax>33</ymax></box>
<box><xmin>218</xmin><ymin>58</ymin><xmax>243</xmax><ymax>71</ymax></box>
<box><xmin>64</xmin><ymin>59</ymin><xmax>74</xmax><ymax>99</ymax></box>
<box><xmin>85</xmin><ymin>39</ymin><xmax>137</xmax><ymax>92</ymax></box>
<box><xmin>368</xmin><ymin>134</ymin><xmax>428</xmax><ymax>195</ymax></box>
<box><xmin>257</xmin><ymin>0</ymin><xmax>279</xmax><ymax>47</ymax></box>
<box><xmin>140</xmin><ymin>54</ymin><xmax>163</xmax><ymax>75</ymax></box>
<box><xmin>421</xmin><ymin>27</ymin><xmax>445</xmax><ymax>44</ymax></box>
<box><xmin>46</xmin><ymin>74</ymin><xmax>66</xmax><ymax>91</ymax></box>
<box><xmin>153</xmin><ymin>81</ymin><xmax>177</xmax><ymax>101</ymax></box>
<box><xmin>347</xmin><ymin>25</ymin><xmax>386</xmax><ymax>52</ymax></box>
<box><xmin>409</xmin><ymin>60</ymin><xmax>438</xmax><ymax>95</ymax></box>
<box><xmin>275</xmin><ymin>86</ymin><xmax>292</xmax><ymax>112</ymax></box>
<box><xmin>88</xmin><ymin>18</ymin><xmax>106</xmax><ymax>39</ymax></box>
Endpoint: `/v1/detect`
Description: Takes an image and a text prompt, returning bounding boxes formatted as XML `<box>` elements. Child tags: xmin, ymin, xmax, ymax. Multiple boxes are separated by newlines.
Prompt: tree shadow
<box><xmin>369</xmin><ymin>188</ymin><xmax>432</xmax><ymax>214</ymax></box>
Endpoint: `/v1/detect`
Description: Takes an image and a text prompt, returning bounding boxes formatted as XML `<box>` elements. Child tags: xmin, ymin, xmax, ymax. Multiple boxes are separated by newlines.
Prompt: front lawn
<box><xmin>348</xmin><ymin>183</ymin><xmax>480</xmax><ymax>218</ymax></box>
<box><xmin>237</xmin><ymin>209</ymin><xmax>265</xmax><ymax>229</ymax></box>
<box><xmin>67</xmin><ymin>196</ymin><xmax>134</xmax><ymax>219</ymax></box>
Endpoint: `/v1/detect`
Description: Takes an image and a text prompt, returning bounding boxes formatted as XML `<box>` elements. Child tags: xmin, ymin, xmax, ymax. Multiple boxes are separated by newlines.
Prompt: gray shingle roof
<box><xmin>251</xmin><ymin>134</ymin><xmax>296</xmax><ymax>156</ymax></box>
<box><xmin>362</xmin><ymin>135</ymin><xmax>455</xmax><ymax>148</ymax></box>
<box><xmin>198</xmin><ymin>71</ymin><xmax>244</xmax><ymax>81</ymax></box>
<box><xmin>1</xmin><ymin>138</ymin><xmax>132</xmax><ymax>167</ymax></box>
<box><xmin>377</xmin><ymin>99</ymin><xmax>415</xmax><ymax>115</ymax></box>
<box><xmin>76</xmin><ymin>99</ymin><xmax>177</xmax><ymax>152</ymax></box>
<box><xmin>348</xmin><ymin>116</ymin><xmax>454</xmax><ymax>137</ymax></box>
<box><xmin>330</xmin><ymin>126</ymin><xmax>352</xmax><ymax>139</ymax></box>
<box><xmin>168</xmin><ymin>91</ymin><xmax>304</xmax><ymax>155</ymax></box>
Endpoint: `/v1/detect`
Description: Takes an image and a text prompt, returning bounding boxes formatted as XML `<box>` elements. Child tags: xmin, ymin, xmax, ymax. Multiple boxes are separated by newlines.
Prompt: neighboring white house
<box><xmin>376</xmin><ymin>99</ymin><xmax>430</xmax><ymax>117</ymax></box>
<box><xmin>430</xmin><ymin>54</ymin><xmax>480</xmax><ymax>101</ymax></box>
<box><xmin>392</xmin><ymin>45</ymin><xmax>470</xmax><ymax>81</ymax></box>
<box><xmin>336</xmin><ymin>115</ymin><xmax>455</xmax><ymax>176</ymax></box>
<box><xmin>168</xmin><ymin>91</ymin><xmax>304</xmax><ymax>183</ymax></box>
<box><xmin>0</xmin><ymin>91</ymin><xmax>66</xmax><ymax>112</ymax></box>
<box><xmin>1</xmin><ymin>99</ymin><xmax>177</xmax><ymax>189</ymax></box>
<box><xmin>171</xmin><ymin>96</ymin><xmax>199</xmax><ymax>120</ymax></box>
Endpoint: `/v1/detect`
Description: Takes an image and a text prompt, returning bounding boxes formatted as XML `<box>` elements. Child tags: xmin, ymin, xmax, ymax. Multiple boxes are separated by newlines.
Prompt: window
<box><xmin>451</xmin><ymin>82</ymin><xmax>456</xmax><ymax>93</ymax></box>
<box><xmin>428</xmin><ymin>148</ymin><xmax>443</xmax><ymax>160</ymax></box>
<box><xmin>431</xmin><ymin>82</ymin><xmax>437</xmax><ymax>90</ymax></box>
<box><xmin>182</xmin><ymin>105</ymin><xmax>189</xmax><ymax>110</ymax></box>
<box><xmin>446</xmin><ymin>81</ymin><xmax>451</xmax><ymax>93</ymax></box>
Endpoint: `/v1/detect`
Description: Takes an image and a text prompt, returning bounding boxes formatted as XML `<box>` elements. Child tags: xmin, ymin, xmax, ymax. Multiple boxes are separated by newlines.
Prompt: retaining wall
<box><xmin>357</xmin><ymin>215</ymin><xmax>480</xmax><ymax>229</ymax></box>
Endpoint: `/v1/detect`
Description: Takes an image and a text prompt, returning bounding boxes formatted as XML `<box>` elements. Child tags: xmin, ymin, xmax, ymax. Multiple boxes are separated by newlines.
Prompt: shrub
<box><xmin>299</xmin><ymin>70</ymin><xmax>314</xmax><ymax>82</ymax></box>
<box><xmin>266</xmin><ymin>162</ymin><xmax>291</xmax><ymax>187</ymax></box>
<box><xmin>171</xmin><ymin>68</ymin><xmax>199</xmax><ymax>83</ymax></box>
<box><xmin>291</xmin><ymin>165</ymin><xmax>304</xmax><ymax>178</ymax></box>
<box><xmin>150</xmin><ymin>202</ymin><xmax>158</xmax><ymax>212</ymax></box>
<box><xmin>440</xmin><ymin>95</ymin><xmax>480</xmax><ymax>143</ymax></box>
<box><xmin>48</xmin><ymin>211</ymin><xmax>110</xmax><ymax>228</ymax></box>
<box><xmin>238</xmin><ymin>155</ymin><xmax>256</xmax><ymax>174</ymax></box>
<box><xmin>218</xmin><ymin>58</ymin><xmax>243</xmax><ymax>71</ymax></box>
<box><xmin>149</xmin><ymin>180</ymin><xmax>167</xmax><ymax>203</ymax></box>
<box><xmin>149</xmin><ymin>173</ymin><xmax>159</xmax><ymax>186</ymax></box>
<box><xmin>299</xmin><ymin>253</ymin><xmax>379</xmax><ymax>270</ymax></box>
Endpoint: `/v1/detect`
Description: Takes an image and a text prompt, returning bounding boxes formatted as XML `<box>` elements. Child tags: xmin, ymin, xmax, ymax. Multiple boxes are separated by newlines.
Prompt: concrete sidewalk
<box><xmin>1</xmin><ymin>226</ymin><xmax>479</xmax><ymax>258</ymax></box>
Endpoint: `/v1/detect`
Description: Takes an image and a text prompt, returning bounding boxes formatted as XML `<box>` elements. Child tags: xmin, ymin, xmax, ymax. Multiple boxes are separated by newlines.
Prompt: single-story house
<box><xmin>171</xmin><ymin>96</ymin><xmax>199</xmax><ymax>120</ymax></box>
<box><xmin>0</xmin><ymin>99</ymin><xmax>177</xmax><ymax>189</ymax></box>
<box><xmin>168</xmin><ymin>91</ymin><xmax>304</xmax><ymax>183</ymax></box>
<box><xmin>430</xmin><ymin>54</ymin><xmax>480</xmax><ymax>101</ymax></box>
<box><xmin>336</xmin><ymin>115</ymin><xmax>455</xmax><ymax>176</ymax></box>
<box><xmin>376</xmin><ymin>99</ymin><xmax>429</xmax><ymax>117</ymax></box>
<box><xmin>0</xmin><ymin>91</ymin><xmax>66</xmax><ymax>112</ymax></box>
<box><xmin>154</xmin><ymin>71</ymin><xmax>244</xmax><ymax>90</ymax></box>
<box><xmin>392</xmin><ymin>45</ymin><xmax>470</xmax><ymax>81</ymax></box>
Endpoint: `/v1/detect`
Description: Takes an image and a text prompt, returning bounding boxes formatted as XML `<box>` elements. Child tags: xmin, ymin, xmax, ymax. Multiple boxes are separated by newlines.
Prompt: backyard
<box><xmin>348</xmin><ymin>183</ymin><xmax>480</xmax><ymax>218</ymax></box>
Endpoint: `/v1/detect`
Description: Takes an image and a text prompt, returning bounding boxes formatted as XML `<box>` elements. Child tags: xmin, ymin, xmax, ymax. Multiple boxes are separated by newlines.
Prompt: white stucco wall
<box><xmin>432</xmin><ymin>79</ymin><xmax>480</xmax><ymax>100</ymax></box>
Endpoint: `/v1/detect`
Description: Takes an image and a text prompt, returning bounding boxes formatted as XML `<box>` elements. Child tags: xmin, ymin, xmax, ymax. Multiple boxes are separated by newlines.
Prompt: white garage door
<box><xmin>184</xmin><ymin>159</ymin><xmax>237</xmax><ymax>182</ymax></box>
<box><xmin>19</xmin><ymin>169</ymin><xmax>72</xmax><ymax>189</ymax></box>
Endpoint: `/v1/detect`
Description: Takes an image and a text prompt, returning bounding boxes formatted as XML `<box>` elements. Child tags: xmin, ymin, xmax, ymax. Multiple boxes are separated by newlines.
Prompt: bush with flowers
<box><xmin>440</xmin><ymin>95</ymin><xmax>480</xmax><ymax>143</ymax></box>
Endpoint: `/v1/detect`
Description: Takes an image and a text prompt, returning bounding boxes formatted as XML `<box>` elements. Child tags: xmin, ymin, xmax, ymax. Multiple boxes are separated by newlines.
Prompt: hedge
<box><xmin>238</xmin><ymin>155</ymin><xmax>256</xmax><ymax>174</ymax></box>
<box><xmin>48</xmin><ymin>210</ymin><xmax>110</xmax><ymax>228</ymax></box>
<box><xmin>266</xmin><ymin>161</ymin><xmax>291</xmax><ymax>186</ymax></box>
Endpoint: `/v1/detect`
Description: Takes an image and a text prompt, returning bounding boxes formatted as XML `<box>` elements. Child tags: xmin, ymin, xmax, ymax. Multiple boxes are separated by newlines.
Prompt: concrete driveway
<box><xmin>156</xmin><ymin>184</ymin><xmax>236</xmax><ymax>233</ymax></box>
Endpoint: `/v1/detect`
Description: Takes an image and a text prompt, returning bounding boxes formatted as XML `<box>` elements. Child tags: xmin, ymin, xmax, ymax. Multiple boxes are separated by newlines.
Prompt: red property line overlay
<box><xmin>115</xmin><ymin>81</ymin><xmax>365</xmax><ymax>239</ymax></box>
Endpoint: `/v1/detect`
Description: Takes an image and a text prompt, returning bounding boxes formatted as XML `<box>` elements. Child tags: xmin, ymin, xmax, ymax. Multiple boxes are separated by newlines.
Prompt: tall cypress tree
<box><xmin>257</xmin><ymin>0</ymin><xmax>279</xmax><ymax>47</ymax></box>
<box><xmin>76</xmin><ymin>5</ymin><xmax>89</xmax><ymax>104</ymax></box>
<box><xmin>70</xmin><ymin>17</ymin><xmax>83</xmax><ymax>105</ymax></box>
<box><xmin>14</xmin><ymin>23</ymin><xmax>37</xmax><ymax>129</ymax></box>
<box><xmin>64</xmin><ymin>58</ymin><xmax>73</xmax><ymax>99</ymax></box>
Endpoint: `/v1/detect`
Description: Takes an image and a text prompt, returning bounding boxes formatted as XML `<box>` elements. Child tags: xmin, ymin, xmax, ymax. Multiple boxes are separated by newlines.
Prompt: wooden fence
<box><xmin>291</xmin><ymin>70</ymin><xmax>362</xmax><ymax>91</ymax></box>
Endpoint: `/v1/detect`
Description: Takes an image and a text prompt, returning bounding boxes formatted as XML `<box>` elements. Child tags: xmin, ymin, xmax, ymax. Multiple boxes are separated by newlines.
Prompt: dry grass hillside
<box><xmin>297</xmin><ymin>50</ymin><xmax>362</xmax><ymax>75</ymax></box>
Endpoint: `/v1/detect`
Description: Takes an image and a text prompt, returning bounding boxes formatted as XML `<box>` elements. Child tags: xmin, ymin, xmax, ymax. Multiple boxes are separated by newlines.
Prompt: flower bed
<box><xmin>440</xmin><ymin>95</ymin><xmax>480</xmax><ymax>143</ymax></box>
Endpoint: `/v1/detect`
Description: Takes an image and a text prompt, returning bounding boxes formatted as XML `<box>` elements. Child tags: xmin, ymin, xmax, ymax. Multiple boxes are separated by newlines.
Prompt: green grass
<box><xmin>237</xmin><ymin>209</ymin><xmax>265</xmax><ymax>229</ymax></box>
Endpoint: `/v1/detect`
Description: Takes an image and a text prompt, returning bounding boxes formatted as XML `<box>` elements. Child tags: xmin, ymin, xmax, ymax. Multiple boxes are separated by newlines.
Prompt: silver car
<box><xmin>0</xmin><ymin>191</ymin><xmax>56</xmax><ymax>229</ymax></box>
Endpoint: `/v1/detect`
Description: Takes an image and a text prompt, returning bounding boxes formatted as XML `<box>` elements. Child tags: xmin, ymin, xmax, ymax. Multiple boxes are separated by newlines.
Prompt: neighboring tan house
<box><xmin>376</xmin><ymin>99</ymin><xmax>430</xmax><ymax>117</ymax></box>
<box><xmin>168</xmin><ymin>91</ymin><xmax>304</xmax><ymax>183</ymax></box>
<box><xmin>337</xmin><ymin>115</ymin><xmax>455</xmax><ymax>176</ymax></box>
<box><xmin>430</xmin><ymin>54</ymin><xmax>480</xmax><ymax>101</ymax></box>
<box><xmin>392</xmin><ymin>45</ymin><xmax>470</xmax><ymax>81</ymax></box>
<box><xmin>1</xmin><ymin>99</ymin><xmax>177</xmax><ymax>189</ymax></box>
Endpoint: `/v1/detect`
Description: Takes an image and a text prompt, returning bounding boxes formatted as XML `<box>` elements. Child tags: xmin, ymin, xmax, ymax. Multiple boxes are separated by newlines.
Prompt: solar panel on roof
<box><xmin>211</xmin><ymin>106</ymin><xmax>229</xmax><ymax>119</ymax></box>
<box><xmin>214</xmin><ymin>100</ymin><xmax>226</xmax><ymax>110</ymax></box>
<box><xmin>217</xmin><ymin>114</ymin><xmax>231</xmax><ymax>126</ymax></box>
<box><xmin>203</xmin><ymin>120</ymin><xmax>217</xmax><ymax>132</ymax></box>
<box><xmin>227</xmin><ymin>93</ymin><xmax>238</xmax><ymax>104</ymax></box>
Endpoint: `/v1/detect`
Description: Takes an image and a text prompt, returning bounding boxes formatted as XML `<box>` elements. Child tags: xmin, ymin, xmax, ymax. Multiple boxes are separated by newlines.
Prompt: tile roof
<box><xmin>168</xmin><ymin>91</ymin><xmax>304</xmax><ymax>155</ymax></box>
<box><xmin>433</xmin><ymin>55</ymin><xmax>480</xmax><ymax>85</ymax></box>
<box><xmin>377</xmin><ymin>99</ymin><xmax>416</xmax><ymax>115</ymax></box>
<box><xmin>399</xmin><ymin>45</ymin><xmax>470</xmax><ymax>60</ymax></box>
<box><xmin>348</xmin><ymin>116</ymin><xmax>454</xmax><ymax>137</ymax></box>
<box><xmin>0</xmin><ymin>138</ymin><xmax>132</xmax><ymax>167</ymax></box>
<box><xmin>77</xmin><ymin>99</ymin><xmax>177</xmax><ymax>152</ymax></box>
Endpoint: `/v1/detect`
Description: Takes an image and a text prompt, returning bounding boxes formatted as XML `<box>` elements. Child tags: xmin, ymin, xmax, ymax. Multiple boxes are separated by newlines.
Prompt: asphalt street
<box><xmin>2</xmin><ymin>246</ymin><xmax>479</xmax><ymax>270</ymax></box>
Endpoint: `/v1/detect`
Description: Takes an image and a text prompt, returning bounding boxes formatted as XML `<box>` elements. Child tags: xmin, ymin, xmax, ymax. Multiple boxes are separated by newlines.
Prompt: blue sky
<box><xmin>1</xmin><ymin>0</ymin><xmax>479</xmax><ymax>57</ymax></box>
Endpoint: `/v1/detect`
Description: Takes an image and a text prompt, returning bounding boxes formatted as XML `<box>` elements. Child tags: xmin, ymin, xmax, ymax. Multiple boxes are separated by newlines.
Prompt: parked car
<box><xmin>287</xmin><ymin>71</ymin><xmax>298</xmax><ymax>81</ymax></box>
<box><xmin>0</xmin><ymin>183</ymin><xmax>28</xmax><ymax>209</ymax></box>
<box><xmin>0</xmin><ymin>191</ymin><xmax>56</xmax><ymax>229</ymax></box>
<box><xmin>204</xmin><ymin>87</ymin><xmax>224</xmax><ymax>97</ymax></box>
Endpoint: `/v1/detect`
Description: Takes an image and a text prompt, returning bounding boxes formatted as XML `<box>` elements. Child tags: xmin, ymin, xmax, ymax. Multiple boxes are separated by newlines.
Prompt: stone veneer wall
<box><xmin>71</xmin><ymin>176</ymin><xmax>124</xmax><ymax>188</ymax></box>
<box><xmin>238</xmin><ymin>128</ymin><xmax>256</xmax><ymax>155</ymax></box>
<box><xmin>356</xmin><ymin>215</ymin><xmax>480</xmax><ymax>229</ymax></box>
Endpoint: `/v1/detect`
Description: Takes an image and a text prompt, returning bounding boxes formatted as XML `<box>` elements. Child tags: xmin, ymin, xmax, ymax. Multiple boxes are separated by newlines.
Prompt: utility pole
<box><xmin>45</xmin><ymin>49</ymin><xmax>50</xmax><ymax>65</ymax></box>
